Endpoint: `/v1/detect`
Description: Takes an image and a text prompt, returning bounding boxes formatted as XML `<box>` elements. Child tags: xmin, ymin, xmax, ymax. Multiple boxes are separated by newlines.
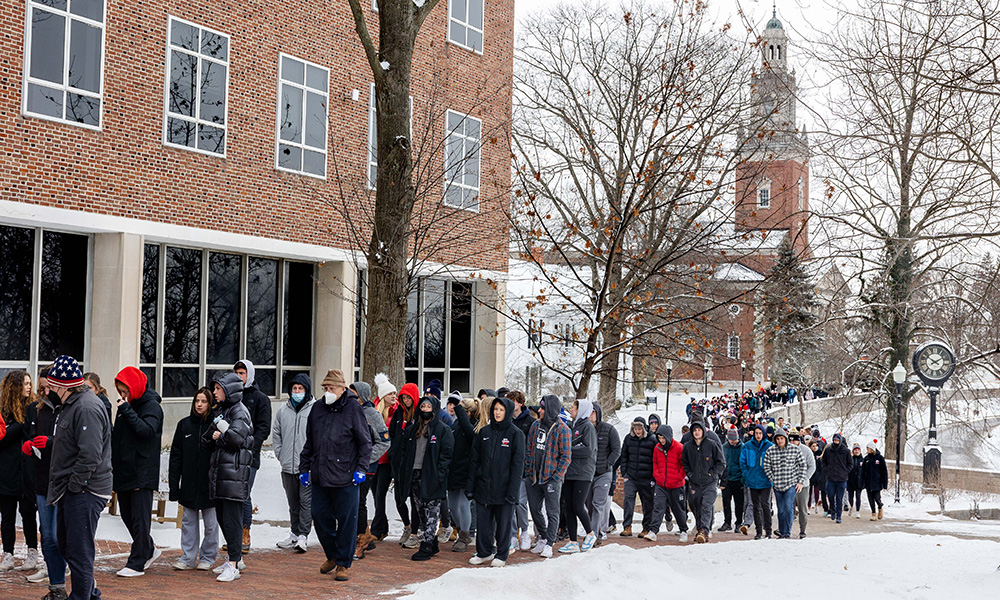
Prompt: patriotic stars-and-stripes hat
<box><xmin>48</xmin><ymin>355</ymin><xmax>84</xmax><ymax>388</ymax></box>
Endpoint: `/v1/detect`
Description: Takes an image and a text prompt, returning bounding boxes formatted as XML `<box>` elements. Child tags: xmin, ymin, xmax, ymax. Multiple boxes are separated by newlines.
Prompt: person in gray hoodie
<box><xmin>272</xmin><ymin>373</ymin><xmax>315</xmax><ymax>553</ymax></box>
<box><xmin>790</xmin><ymin>429</ymin><xmax>815</xmax><ymax>538</ymax></box>
<box><xmin>558</xmin><ymin>400</ymin><xmax>598</xmax><ymax>554</ymax></box>
<box><xmin>587</xmin><ymin>404</ymin><xmax>620</xmax><ymax>542</ymax></box>
<box><xmin>351</xmin><ymin>380</ymin><xmax>390</xmax><ymax>559</ymax></box>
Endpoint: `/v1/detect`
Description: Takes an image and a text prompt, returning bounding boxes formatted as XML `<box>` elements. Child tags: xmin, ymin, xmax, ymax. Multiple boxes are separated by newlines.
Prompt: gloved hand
<box><xmin>32</xmin><ymin>435</ymin><xmax>48</xmax><ymax>449</ymax></box>
<box><xmin>299</xmin><ymin>472</ymin><xmax>310</xmax><ymax>487</ymax></box>
<box><xmin>352</xmin><ymin>471</ymin><xmax>366</xmax><ymax>485</ymax></box>
<box><xmin>22</xmin><ymin>440</ymin><xmax>33</xmax><ymax>456</ymax></box>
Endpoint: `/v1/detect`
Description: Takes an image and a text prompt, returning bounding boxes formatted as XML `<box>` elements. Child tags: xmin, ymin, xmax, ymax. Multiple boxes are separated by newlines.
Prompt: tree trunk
<box><xmin>596</xmin><ymin>324</ymin><xmax>625</xmax><ymax>418</ymax></box>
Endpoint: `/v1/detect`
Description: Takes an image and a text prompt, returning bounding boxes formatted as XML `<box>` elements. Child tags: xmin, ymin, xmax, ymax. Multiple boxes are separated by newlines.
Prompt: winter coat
<box><xmin>299</xmin><ymin>388</ymin><xmax>372</xmax><ymax>488</ymax></box>
<box><xmin>821</xmin><ymin>438</ymin><xmax>853</xmax><ymax>482</ymax></box>
<box><xmin>681</xmin><ymin>429</ymin><xmax>726</xmax><ymax>489</ymax></box>
<box><xmin>236</xmin><ymin>359</ymin><xmax>273</xmax><ymax>469</ymax></box>
<box><xmin>797</xmin><ymin>442</ymin><xmax>817</xmax><ymax>484</ymax></box>
<box><xmin>168</xmin><ymin>408</ymin><xmax>214</xmax><ymax>510</ymax></box>
<box><xmin>397</xmin><ymin>406</ymin><xmax>454</xmax><ymax>501</ymax></box>
<box><xmin>762</xmin><ymin>442</ymin><xmax>806</xmax><ymax>492</ymax></box>
<box><xmin>0</xmin><ymin>409</ymin><xmax>25</xmax><ymax>497</ymax></box>
<box><xmin>204</xmin><ymin>374</ymin><xmax>254</xmax><ymax>502</ymax></box>
<box><xmin>468</xmin><ymin>397</ymin><xmax>525</xmax><ymax>505</ymax></box>
<box><xmin>353</xmin><ymin>381</ymin><xmax>390</xmax><ymax>472</ymax></box>
<box><xmin>26</xmin><ymin>400</ymin><xmax>57</xmax><ymax>497</ymax></box>
<box><xmin>652</xmin><ymin>431</ymin><xmax>685</xmax><ymax>489</ymax></box>
<box><xmin>810</xmin><ymin>447</ymin><xmax>827</xmax><ymax>487</ymax></box>
<box><xmin>592</xmin><ymin>405</ymin><xmax>621</xmax><ymax>476</ymax></box>
<box><xmin>847</xmin><ymin>453</ymin><xmax>864</xmax><ymax>491</ymax></box>
<box><xmin>111</xmin><ymin>367</ymin><xmax>164</xmax><ymax>492</ymax></box>
<box><xmin>388</xmin><ymin>382</ymin><xmax>420</xmax><ymax>481</ymax></box>
<box><xmin>97</xmin><ymin>391</ymin><xmax>113</xmax><ymax>427</ymax></box>
<box><xmin>272</xmin><ymin>374</ymin><xmax>315</xmax><ymax>475</ymax></box>
<box><xmin>565</xmin><ymin>400</ymin><xmax>597</xmax><ymax>482</ymax></box>
<box><xmin>525</xmin><ymin>395</ymin><xmax>572</xmax><ymax>486</ymax></box>
<box><xmin>862</xmin><ymin>451</ymin><xmax>889</xmax><ymax>492</ymax></box>
<box><xmin>722</xmin><ymin>439</ymin><xmax>744</xmax><ymax>486</ymax></box>
<box><xmin>739</xmin><ymin>426</ymin><xmax>774</xmax><ymax>489</ymax></box>
<box><xmin>619</xmin><ymin>421</ymin><xmax>657</xmax><ymax>483</ymax></box>
<box><xmin>449</xmin><ymin>403</ymin><xmax>476</xmax><ymax>490</ymax></box>
<box><xmin>47</xmin><ymin>388</ymin><xmax>113</xmax><ymax>504</ymax></box>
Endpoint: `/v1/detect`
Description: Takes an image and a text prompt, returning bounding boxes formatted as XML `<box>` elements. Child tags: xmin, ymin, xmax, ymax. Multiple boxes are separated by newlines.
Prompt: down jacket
<box><xmin>448</xmin><ymin>400</ymin><xmax>476</xmax><ymax>490</ymax></box>
<box><xmin>619</xmin><ymin>418</ymin><xmax>657</xmax><ymax>483</ymax></box>
<box><xmin>204</xmin><ymin>373</ymin><xmax>254</xmax><ymax>502</ymax></box>
<box><xmin>299</xmin><ymin>387</ymin><xmax>372</xmax><ymax>488</ymax></box>
<box><xmin>652</xmin><ymin>425</ymin><xmax>685</xmax><ymax>489</ymax></box>
<box><xmin>593</xmin><ymin>405</ymin><xmax>621</xmax><ymax>476</ymax></box>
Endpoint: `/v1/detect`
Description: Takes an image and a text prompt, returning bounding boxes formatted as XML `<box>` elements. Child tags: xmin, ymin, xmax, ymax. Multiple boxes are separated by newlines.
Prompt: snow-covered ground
<box><xmin>398</xmin><ymin>532</ymin><xmax>1000</xmax><ymax>599</ymax></box>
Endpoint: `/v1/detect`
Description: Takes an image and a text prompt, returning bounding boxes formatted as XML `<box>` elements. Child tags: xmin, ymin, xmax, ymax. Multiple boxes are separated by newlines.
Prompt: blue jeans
<box><xmin>826</xmin><ymin>480</ymin><xmax>847</xmax><ymax>521</ymax></box>
<box><xmin>57</xmin><ymin>492</ymin><xmax>105</xmax><ymax>600</ymax></box>
<box><xmin>312</xmin><ymin>485</ymin><xmax>359</xmax><ymax>568</ymax></box>
<box><xmin>36</xmin><ymin>494</ymin><xmax>66</xmax><ymax>586</ymax></box>
<box><xmin>773</xmin><ymin>487</ymin><xmax>797</xmax><ymax>537</ymax></box>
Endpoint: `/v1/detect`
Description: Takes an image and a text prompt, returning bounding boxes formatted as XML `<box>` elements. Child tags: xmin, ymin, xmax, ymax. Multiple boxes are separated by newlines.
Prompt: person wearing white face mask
<box><xmin>272</xmin><ymin>374</ymin><xmax>316</xmax><ymax>553</ymax></box>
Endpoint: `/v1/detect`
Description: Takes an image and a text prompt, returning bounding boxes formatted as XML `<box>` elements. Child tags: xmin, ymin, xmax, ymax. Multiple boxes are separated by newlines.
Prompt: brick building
<box><xmin>0</xmin><ymin>0</ymin><xmax>512</xmax><ymax>437</ymax></box>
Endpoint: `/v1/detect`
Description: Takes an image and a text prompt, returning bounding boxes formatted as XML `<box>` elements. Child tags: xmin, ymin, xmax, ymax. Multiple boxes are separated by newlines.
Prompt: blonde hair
<box><xmin>475</xmin><ymin>397</ymin><xmax>493</xmax><ymax>432</ymax></box>
<box><xmin>377</xmin><ymin>393</ymin><xmax>396</xmax><ymax>423</ymax></box>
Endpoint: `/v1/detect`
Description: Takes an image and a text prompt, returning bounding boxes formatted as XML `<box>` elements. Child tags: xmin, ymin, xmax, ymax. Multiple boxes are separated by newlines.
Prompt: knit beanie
<box><xmin>374</xmin><ymin>372</ymin><xmax>396</xmax><ymax>400</ymax></box>
<box><xmin>48</xmin><ymin>355</ymin><xmax>84</xmax><ymax>388</ymax></box>
<box><xmin>321</xmin><ymin>369</ymin><xmax>346</xmax><ymax>388</ymax></box>
<box><xmin>726</xmin><ymin>428</ymin><xmax>739</xmax><ymax>442</ymax></box>
<box><xmin>866</xmin><ymin>440</ymin><xmax>877</xmax><ymax>451</ymax></box>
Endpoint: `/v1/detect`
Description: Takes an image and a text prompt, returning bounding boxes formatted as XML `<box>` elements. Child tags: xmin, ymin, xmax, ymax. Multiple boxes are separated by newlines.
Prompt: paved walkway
<box><xmin>0</xmin><ymin>506</ymin><xmax>960</xmax><ymax>600</ymax></box>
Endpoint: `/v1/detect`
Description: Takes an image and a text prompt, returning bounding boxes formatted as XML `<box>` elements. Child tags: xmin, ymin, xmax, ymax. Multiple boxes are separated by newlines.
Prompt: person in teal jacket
<box><xmin>719</xmin><ymin>429</ymin><xmax>744</xmax><ymax>532</ymax></box>
<box><xmin>739</xmin><ymin>425</ymin><xmax>774</xmax><ymax>539</ymax></box>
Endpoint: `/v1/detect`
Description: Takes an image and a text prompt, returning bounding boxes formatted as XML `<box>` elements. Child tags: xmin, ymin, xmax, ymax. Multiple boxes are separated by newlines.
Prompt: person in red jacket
<box><xmin>647</xmin><ymin>425</ymin><xmax>689</xmax><ymax>542</ymax></box>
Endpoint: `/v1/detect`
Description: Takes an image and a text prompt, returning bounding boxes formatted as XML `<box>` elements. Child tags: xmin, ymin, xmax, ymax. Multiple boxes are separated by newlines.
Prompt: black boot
<box><xmin>411</xmin><ymin>541</ymin><xmax>435</xmax><ymax>561</ymax></box>
<box><xmin>431</xmin><ymin>539</ymin><xmax>440</xmax><ymax>556</ymax></box>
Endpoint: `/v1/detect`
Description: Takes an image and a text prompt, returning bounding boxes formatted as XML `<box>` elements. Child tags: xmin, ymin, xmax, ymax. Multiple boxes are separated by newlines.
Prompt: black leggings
<box><xmin>216</xmin><ymin>499</ymin><xmax>243</xmax><ymax>563</ymax></box>
<box><xmin>561</xmin><ymin>480</ymin><xmax>593</xmax><ymax>541</ymax></box>
<box><xmin>867</xmin><ymin>489</ymin><xmax>883</xmax><ymax>512</ymax></box>
<box><xmin>0</xmin><ymin>494</ymin><xmax>38</xmax><ymax>553</ymax></box>
<box><xmin>848</xmin><ymin>488</ymin><xmax>862</xmax><ymax>511</ymax></box>
<box><xmin>393</xmin><ymin>475</ymin><xmax>419</xmax><ymax>529</ymax></box>
<box><xmin>370</xmin><ymin>463</ymin><xmax>392</xmax><ymax>538</ymax></box>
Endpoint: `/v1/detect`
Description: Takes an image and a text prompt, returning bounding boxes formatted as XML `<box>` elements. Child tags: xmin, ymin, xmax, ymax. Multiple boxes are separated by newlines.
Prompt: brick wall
<box><xmin>2</xmin><ymin>0</ymin><xmax>512</xmax><ymax>272</ymax></box>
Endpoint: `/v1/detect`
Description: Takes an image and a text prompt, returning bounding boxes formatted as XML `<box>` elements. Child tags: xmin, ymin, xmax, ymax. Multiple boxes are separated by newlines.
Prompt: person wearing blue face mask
<box><xmin>272</xmin><ymin>374</ymin><xmax>316</xmax><ymax>553</ymax></box>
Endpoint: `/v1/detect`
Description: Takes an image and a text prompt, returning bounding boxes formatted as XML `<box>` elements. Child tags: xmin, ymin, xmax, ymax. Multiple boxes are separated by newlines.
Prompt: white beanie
<box><xmin>374</xmin><ymin>372</ymin><xmax>396</xmax><ymax>400</ymax></box>
<box><xmin>866</xmin><ymin>440</ymin><xmax>877</xmax><ymax>451</ymax></box>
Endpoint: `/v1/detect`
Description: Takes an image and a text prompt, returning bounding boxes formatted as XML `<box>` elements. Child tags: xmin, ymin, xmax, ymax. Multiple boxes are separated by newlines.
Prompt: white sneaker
<box><xmin>856</xmin><ymin>512</ymin><xmax>861</xmax><ymax>519</ymax></box>
<box><xmin>509</xmin><ymin>537</ymin><xmax>517</xmax><ymax>555</ymax></box>
<box><xmin>643</xmin><ymin>531</ymin><xmax>657</xmax><ymax>542</ymax></box>
<box><xmin>196</xmin><ymin>560</ymin><xmax>213</xmax><ymax>571</ymax></box>
<box><xmin>540</xmin><ymin>544</ymin><xmax>553</xmax><ymax>558</ymax></box>
<box><xmin>437</xmin><ymin>526</ymin><xmax>453</xmax><ymax>543</ymax></box>
<box><xmin>679</xmin><ymin>531</ymin><xmax>689</xmax><ymax>543</ymax></box>
<box><xmin>580</xmin><ymin>532</ymin><xmax>597</xmax><ymax>552</ymax></box>
<box><xmin>216</xmin><ymin>562</ymin><xmax>240</xmax><ymax>582</ymax></box>
<box><xmin>468</xmin><ymin>553</ymin><xmax>495</xmax><ymax>565</ymax></box>
<box><xmin>237</xmin><ymin>559</ymin><xmax>246</xmax><ymax>571</ymax></box>
<box><xmin>294</xmin><ymin>535</ymin><xmax>308</xmax><ymax>553</ymax></box>
<box><xmin>490</xmin><ymin>558</ymin><xmax>506</xmax><ymax>568</ymax></box>
<box><xmin>26</xmin><ymin>565</ymin><xmax>48</xmax><ymax>583</ymax></box>
<box><xmin>172</xmin><ymin>560</ymin><xmax>194</xmax><ymax>570</ymax></box>
<box><xmin>213</xmin><ymin>559</ymin><xmax>246</xmax><ymax>574</ymax></box>
<box><xmin>144</xmin><ymin>547</ymin><xmax>162</xmax><ymax>570</ymax></box>
<box><xmin>116</xmin><ymin>567</ymin><xmax>144</xmax><ymax>577</ymax></box>
<box><xmin>531</xmin><ymin>539</ymin><xmax>547</xmax><ymax>554</ymax></box>
<box><xmin>276</xmin><ymin>532</ymin><xmax>297</xmax><ymax>549</ymax></box>
<box><xmin>18</xmin><ymin>548</ymin><xmax>39</xmax><ymax>571</ymax></box>
<box><xmin>0</xmin><ymin>553</ymin><xmax>14</xmax><ymax>571</ymax></box>
<box><xmin>519</xmin><ymin>531</ymin><xmax>532</xmax><ymax>551</ymax></box>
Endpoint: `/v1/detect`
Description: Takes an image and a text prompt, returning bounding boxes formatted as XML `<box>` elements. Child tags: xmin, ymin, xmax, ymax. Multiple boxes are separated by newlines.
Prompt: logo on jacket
<box><xmin>381</xmin><ymin>431</ymin><xmax>390</xmax><ymax>441</ymax></box>
<box><xmin>502</xmin><ymin>438</ymin><xmax>510</xmax><ymax>447</ymax></box>
<box><xmin>430</xmin><ymin>435</ymin><xmax>438</xmax><ymax>444</ymax></box>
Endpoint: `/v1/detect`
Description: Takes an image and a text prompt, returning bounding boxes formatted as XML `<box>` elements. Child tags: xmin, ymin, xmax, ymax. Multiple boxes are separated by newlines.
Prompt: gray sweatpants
<box><xmin>511</xmin><ymin>477</ymin><xmax>530</xmax><ymax>537</ymax></box>
<box><xmin>281</xmin><ymin>472</ymin><xmax>313</xmax><ymax>537</ymax></box>
<box><xmin>742</xmin><ymin>485</ymin><xmax>754</xmax><ymax>527</ymax></box>
<box><xmin>448</xmin><ymin>490</ymin><xmax>473</xmax><ymax>533</ymax></box>
<box><xmin>690</xmin><ymin>483</ymin><xmax>718</xmax><ymax>533</ymax></box>
<box><xmin>650</xmin><ymin>486</ymin><xmax>688</xmax><ymax>534</ymax></box>
<box><xmin>588</xmin><ymin>472</ymin><xmax>613</xmax><ymax>537</ymax></box>
<box><xmin>179</xmin><ymin>506</ymin><xmax>219</xmax><ymax>566</ymax></box>
<box><xmin>795</xmin><ymin>485</ymin><xmax>809</xmax><ymax>534</ymax></box>
<box><xmin>526</xmin><ymin>480</ymin><xmax>562</xmax><ymax>545</ymax></box>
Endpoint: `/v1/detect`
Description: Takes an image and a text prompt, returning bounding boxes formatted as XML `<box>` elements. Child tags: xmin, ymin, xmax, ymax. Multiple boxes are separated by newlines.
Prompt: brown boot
<box><xmin>334</xmin><ymin>565</ymin><xmax>350</xmax><ymax>581</ymax></box>
<box><xmin>619</xmin><ymin>526</ymin><xmax>632</xmax><ymax>537</ymax></box>
<box><xmin>354</xmin><ymin>532</ymin><xmax>375</xmax><ymax>559</ymax></box>
<box><xmin>878</xmin><ymin>507</ymin><xmax>883</xmax><ymax>520</ymax></box>
<box><xmin>320</xmin><ymin>559</ymin><xmax>337</xmax><ymax>574</ymax></box>
<box><xmin>449</xmin><ymin>528</ymin><xmax>459</xmax><ymax>542</ymax></box>
<box><xmin>241</xmin><ymin>527</ymin><xmax>250</xmax><ymax>555</ymax></box>
<box><xmin>870</xmin><ymin>513</ymin><xmax>877</xmax><ymax>521</ymax></box>
<box><xmin>639</xmin><ymin>529</ymin><xmax>649</xmax><ymax>538</ymax></box>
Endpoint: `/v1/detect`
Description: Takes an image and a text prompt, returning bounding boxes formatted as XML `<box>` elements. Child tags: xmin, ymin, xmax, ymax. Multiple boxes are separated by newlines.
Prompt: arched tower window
<box><xmin>777</xmin><ymin>45</ymin><xmax>782</xmax><ymax>60</ymax></box>
<box><xmin>769</xmin><ymin>45</ymin><xmax>775</xmax><ymax>59</ymax></box>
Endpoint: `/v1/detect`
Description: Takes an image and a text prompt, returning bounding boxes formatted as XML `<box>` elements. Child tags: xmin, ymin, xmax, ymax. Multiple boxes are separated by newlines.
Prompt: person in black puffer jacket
<box><xmin>111</xmin><ymin>366</ymin><xmax>164</xmax><ymax>576</ymax></box>
<box><xmin>820</xmin><ymin>433</ymin><xmax>853</xmax><ymax>523</ymax></box>
<box><xmin>618</xmin><ymin>416</ymin><xmax>657</xmax><ymax>537</ymax></box>
<box><xmin>446</xmin><ymin>394</ymin><xmax>477</xmax><ymax>551</ymax></box>
<box><xmin>466</xmin><ymin>396</ymin><xmax>524</xmax><ymax>567</ymax></box>
<box><xmin>400</xmin><ymin>396</ymin><xmax>454</xmax><ymax>562</ymax></box>
<box><xmin>846</xmin><ymin>443</ymin><xmax>864</xmax><ymax>517</ymax></box>
<box><xmin>587</xmin><ymin>405</ymin><xmax>620</xmax><ymax>542</ymax></box>
<box><xmin>233</xmin><ymin>359</ymin><xmax>272</xmax><ymax>554</ymax></box>
<box><xmin>169</xmin><ymin>387</ymin><xmax>218</xmax><ymax>570</ymax></box>
<box><xmin>204</xmin><ymin>372</ymin><xmax>254</xmax><ymax>580</ymax></box>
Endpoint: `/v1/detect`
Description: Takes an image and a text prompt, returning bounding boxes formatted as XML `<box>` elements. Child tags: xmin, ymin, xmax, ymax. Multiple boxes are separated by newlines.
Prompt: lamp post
<box><xmin>665</xmin><ymin>359</ymin><xmax>673</xmax><ymax>421</ymax></box>
<box><xmin>704</xmin><ymin>358</ymin><xmax>711</xmax><ymax>399</ymax></box>
<box><xmin>741</xmin><ymin>360</ymin><xmax>746</xmax><ymax>397</ymax></box>
<box><xmin>892</xmin><ymin>361</ymin><xmax>906</xmax><ymax>504</ymax></box>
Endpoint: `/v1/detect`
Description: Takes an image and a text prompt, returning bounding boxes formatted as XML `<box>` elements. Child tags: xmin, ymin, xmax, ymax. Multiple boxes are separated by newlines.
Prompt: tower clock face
<box><xmin>912</xmin><ymin>342</ymin><xmax>956</xmax><ymax>386</ymax></box>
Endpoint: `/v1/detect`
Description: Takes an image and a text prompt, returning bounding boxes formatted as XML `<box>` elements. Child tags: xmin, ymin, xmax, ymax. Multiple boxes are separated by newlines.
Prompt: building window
<box><xmin>164</xmin><ymin>17</ymin><xmax>229</xmax><ymax>157</ymax></box>
<box><xmin>141</xmin><ymin>243</ymin><xmax>314</xmax><ymax>399</ymax></box>
<box><xmin>367</xmin><ymin>84</ymin><xmax>413</xmax><ymax>190</ymax></box>
<box><xmin>355</xmin><ymin>277</ymin><xmax>474</xmax><ymax>394</ymax></box>
<box><xmin>0</xmin><ymin>225</ymin><xmax>89</xmax><ymax>380</ymax></box>
<box><xmin>758</xmin><ymin>180</ymin><xmax>771</xmax><ymax>209</ymax></box>
<box><xmin>448</xmin><ymin>0</ymin><xmax>484</xmax><ymax>53</ymax></box>
<box><xmin>444</xmin><ymin>110</ymin><xmax>482</xmax><ymax>211</ymax></box>
<box><xmin>797</xmin><ymin>177</ymin><xmax>804</xmax><ymax>210</ymax></box>
<box><xmin>728</xmin><ymin>334</ymin><xmax>740</xmax><ymax>360</ymax></box>
<box><xmin>276</xmin><ymin>54</ymin><xmax>328</xmax><ymax>178</ymax></box>
<box><xmin>22</xmin><ymin>0</ymin><xmax>106</xmax><ymax>128</ymax></box>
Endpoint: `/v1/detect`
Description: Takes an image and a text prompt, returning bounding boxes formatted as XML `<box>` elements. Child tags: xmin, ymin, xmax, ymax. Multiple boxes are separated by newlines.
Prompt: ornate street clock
<box><xmin>912</xmin><ymin>341</ymin><xmax>956</xmax><ymax>387</ymax></box>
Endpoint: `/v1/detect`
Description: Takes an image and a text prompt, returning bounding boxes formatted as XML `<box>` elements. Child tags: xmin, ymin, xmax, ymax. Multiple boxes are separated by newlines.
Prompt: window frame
<box><xmin>757</xmin><ymin>180</ymin><xmax>771</xmax><ymax>209</ymax></box>
<box><xmin>443</xmin><ymin>109</ymin><xmax>483</xmax><ymax>212</ymax></box>
<box><xmin>447</xmin><ymin>0</ymin><xmax>485</xmax><ymax>55</ymax></box>
<box><xmin>274</xmin><ymin>53</ymin><xmax>330</xmax><ymax>180</ymax></box>
<box><xmin>728</xmin><ymin>334</ymin><xmax>740</xmax><ymax>360</ymax></box>
<box><xmin>162</xmin><ymin>15</ymin><xmax>231</xmax><ymax>158</ymax></box>
<box><xmin>21</xmin><ymin>0</ymin><xmax>108</xmax><ymax>130</ymax></box>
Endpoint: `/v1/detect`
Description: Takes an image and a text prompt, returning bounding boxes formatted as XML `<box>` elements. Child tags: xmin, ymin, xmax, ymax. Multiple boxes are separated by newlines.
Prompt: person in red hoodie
<box><xmin>647</xmin><ymin>424</ymin><xmax>688</xmax><ymax>542</ymax></box>
<box><xmin>388</xmin><ymin>383</ymin><xmax>420</xmax><ymax>547</ymax></box>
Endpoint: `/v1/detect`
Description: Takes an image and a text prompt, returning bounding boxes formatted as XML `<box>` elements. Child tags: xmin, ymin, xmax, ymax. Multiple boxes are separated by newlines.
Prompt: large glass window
<box><xmin>141</xmin><ymin>244</ymin><xmax>313</xmax><ymax>399</ymax></box>
<box><xmin>444</xmin><ymin>110</ymin><xmax>482</xmax><ymax>211</ymax></box>
<box><xmin>39</xmin><ymin>232</ymin><xmax>88</xmax><ymax>361</ymax></box>
<box><xmin>23</xmin><ymin>0</ymin><xmax>106</xmax><ymax>128</ymax></box>
<box><xmin>276</xmin><ymin>54</ymin><xmax>328</xmax><ymax>178</ymax></box>
<box><xmin>448</xmin><ymin>0</ymin><xmax>484</xmax><ymax>54</ymax></box>
<box><xmin>164</xmin><ymin>16</ymin><xmax>229</xmax><ymax>156</ymax></box>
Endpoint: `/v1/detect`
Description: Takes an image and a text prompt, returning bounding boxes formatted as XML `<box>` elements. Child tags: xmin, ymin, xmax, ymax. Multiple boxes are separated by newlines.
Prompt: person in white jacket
<box><xmin>272</xmin><ymin>373</ymin><xmax>316</xmax><ymax>552</ymax></box>
<box><xmin>790</xmin><ymin>429</ymin><xmax>816</xmax><ymax>539</ymax></box>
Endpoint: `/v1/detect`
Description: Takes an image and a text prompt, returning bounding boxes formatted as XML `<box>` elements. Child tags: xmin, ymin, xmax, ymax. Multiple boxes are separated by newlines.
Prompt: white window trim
<box><xmin>21</xmin><ymin>0</ymin><xmax>107</xmax><ymax>130</ymax></box>
<box><xmin>797</xmin><ymin>177</ymin><xmax>804</xmax><ymax>210</ymax></box>
<box><xmin>443</xmin><ymin>109</ymin><xmax>482</xmax><ymax>213</ymax></box>
<box><xmin>728</xmin><ymin>334</ymin><xmax>740</xmax><ymax>360</ymax></box>
<box><xmin>274</xmin><ymin>53</ymin><xmax>330</xmax><ymax>180</ymax></box>
<box><xmin>368</xmin><ymin>83</ymin><xmax>414</xmax><ymax>190</ymax></box>
<box><xmin>758</xmin><ymin>179</ymin><xmax>771</xmax><ymax>209</ymax></box>
<box><xmin>162</xmin><ymin>15</ymin><xmax>231</xmax><ymax>158</ymax></box>
<box><xmin>446</xmin><ymin>0</ymin><xmax>485</xmax><ymax>56</ymax></box>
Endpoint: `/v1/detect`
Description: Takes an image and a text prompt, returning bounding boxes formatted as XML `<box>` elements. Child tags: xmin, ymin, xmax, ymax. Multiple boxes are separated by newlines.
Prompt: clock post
<box><xmin>924</xmin><ymin>387</ymin><xmax>942</xmax><ymax>492</ymax></box>
<box><xmin>912</xmin><ymin>341</ymin><xmax>956</xmax><ymax>494</ymax></box>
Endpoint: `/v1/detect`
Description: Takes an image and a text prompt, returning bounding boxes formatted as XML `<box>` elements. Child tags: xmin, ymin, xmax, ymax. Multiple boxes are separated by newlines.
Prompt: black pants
<box><xmin>57</xmin><ymin>492</ymin><xmax>105</xmax><ymax>600</ymax></box>
<box><xmin>721</xmin><ymin>480</ymin><xmax>744</xmax><ymax>528</ymax></box>
<box><xmin>216</xmin><ymin>499</ymin><xmax>244</xmax><ymax>563</ymax></box>
<box><xmin>474</xmin><ymin>502</ymin><xmax>513</xmax><ymax>561</ymax></box>
<box><xmin>370</xmin><ymin>463</ymin><xmax>392</xmax><ymax>538</ymax></box>
<box><xmin>848</xmin><ymin>488</ymin><xmax>862</xmax><ymax>511</ymax></box>
<box><xmin>357</xmin><ymin>475</ymin><xmax>373</xmax><ymax>535</ymax></box>
<box><xmin>0</xmin><ymin>493</ymin><xmax>38</xmax><ymax>553</ymax></box>
<box><xmin>750</xmin><ymin>488</ymin><xmax>772</xmax><ymax>536</ymax></box>
<box><xmin>393</xmin><ymin>474</ymin><xmax>419</xmax><ymax>529</ymax></box>
<box><xmin>117</xmin><ymin>489</ymin><xmax>154</xmax><ymax>571</ymax></box>
<box><xmin>867</xmin><ymin>489</ymin><xmax>883</xmax><ymax>512</ymax></box>
<box><xmin>561</xmin><ymin>479</ymin><xmax>593</xmax><ymax>541</ymax></box>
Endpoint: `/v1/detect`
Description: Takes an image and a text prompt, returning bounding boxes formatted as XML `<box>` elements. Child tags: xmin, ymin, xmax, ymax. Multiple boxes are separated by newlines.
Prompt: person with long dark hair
<box><xmin>169</xmin><ymin>387</ymin><xmax>219</xmax><ymax>571</ymax></box>
<box><xmin>389</xmin><ymin>383</ymin><xmax>420</xmax><ymax>548</ymax></box>
<box><xmin>0</xmin><ymin>370</ymin><xmax>39</xmax><ymax>573</ymax></box>
<box><xmin>399</xmin><ymin>396</ymin><xmax>453</xmax><ymax>562</ymax></box>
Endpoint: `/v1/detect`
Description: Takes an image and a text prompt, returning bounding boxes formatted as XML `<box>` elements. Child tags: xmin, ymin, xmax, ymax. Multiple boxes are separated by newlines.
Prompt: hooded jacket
<box><xmin>235</xmin><ymin>359</ymin><xmax>272</xmax><ymax>469</ymax></box>
<box><xmin>739</xmin><ymin>425</ymin><xmax>774</xmax><ymax>489</ymax></box>
<box><xmin>652</xmin><ymin>425</ymin><xmax>685</xmax><ymax>489</ymax></box>
<box><xmin>47</xmin><ymin>387</ymin><xmax>113</xmax><ymax>504</ymax></box>
<box><xmin>821</xmin><ymin>435</ymin><xmax>853</xmax><ymax>482</ymax></box>
<box><xmin>388</xmin><ymin>382</ymin><xmax>420</xmax><ymax>481</ymax></box>
<box><xmin>0</xmin><ymin>408</ymin><xmax>25</xmax><ymax>497</ymax></box>
<box><xmin>593</xmin><ymin>405</ymin><xmax>621</xmax><ymax>476</ymax></box>
<box><xmin>397</xmin><ymin>397</ymin><xmax>454</xmax><ymax>501</ymax></box>
<box><xmin>847</xmin><ymin>450</ymin><xmax>865</xmax><ymax>491</ymax></box>
<box><xmin>861</xmin><ymin>450</ymin><xmax>889</xmax><ymax>491</ymax></box>
<box><xmin>619</xmin><ymin>417</ymin><xmax>657</xmax><ymax>483</ymax></box>
<box><xmin>722</xmin><ymin>437</ymin><xmax>745</xmax><ymax>485</ymax></box>
<box><xmin>468</xmin><ymin>397</ymin><xmax>525</xmax><ymax>505</ymax></box>
<box><xmin>168</xmin><ymin>398</ymin><xmax>214</xmax><ymax>509</ymax></box>
<box><xmin>811</xmin><ymin>445</ymin><xmax>827</xmax><ymax>486</ymax></box>
<box><xmin>272</xmin><ymin>373</ymin><xmax>316</xmax><ymax>475</ymax></box>
<box><xmin>111</xmin><ymin>366</ymin><xmax>164</xmax><ymax>492</ymax></box>
<box><xmin>353</xmin><ymin>381</ymin><xmax>390</xmax><ymax>472</ymax></box>
<box><xmin>681</xmin><ymin>422</ymin><xmax>727</xmax><ymax>488</ymax></box>
<box><xmin>299</xmin><ymin>386</ymin><xmax>373</xmax><ymax>488</ymax></box>
<box><xmin>448</xmin><ymin>400</ymin><xmax>476</xmax><ymax>490</ymax></box>
<box><xmin>525</xmin><ymin>395</ymin><xmax>572</xmax><ymax>486</ymax></box>
<box><xmin>205</xmin><ymin>373</ymin><xmax>254</xmax><ymax>502</ymax></box>
<box><xmin>512</xmin><ymin>402</ymin><xmax>537</xmax><ymax>478</ymax></box>
<box><xmin>565</xmin><ymin>400</ymin><xmax>597</xmax><ymax>481</ymax></box>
